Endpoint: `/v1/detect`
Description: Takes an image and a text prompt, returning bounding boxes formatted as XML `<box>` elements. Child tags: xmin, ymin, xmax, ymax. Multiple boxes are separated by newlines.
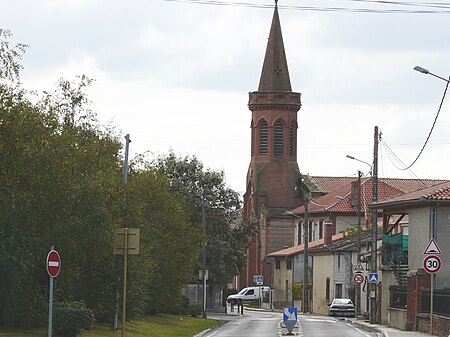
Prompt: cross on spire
<box><xmin>274</xmin><ymin>66</ymin><xmax>282</xmax><ymax>79</ymax></box>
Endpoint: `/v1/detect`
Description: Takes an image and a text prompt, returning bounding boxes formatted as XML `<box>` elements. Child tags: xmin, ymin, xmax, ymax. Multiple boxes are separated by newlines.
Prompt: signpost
<box><xmin>283</xmin><ymin>307</ymin><xmax>298</xmax><ymax>334</ymax></box>
<box><xmin>423</xmin><ymin>238</ymin><xmax>442</xmax><ymax>335</ymax></box>
<box><xmin>47</xmin><ymin>247</ymin><xmax>61</xmax><ymax>337</ymax></box>
<box><xmin>114</xmin><ymin>228</ymin><xmax>140</xmax><ymax>337</ymax></box>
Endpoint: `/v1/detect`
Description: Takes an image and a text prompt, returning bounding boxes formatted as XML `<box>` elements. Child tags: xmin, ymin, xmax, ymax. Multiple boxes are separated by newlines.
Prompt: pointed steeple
<box><xmin>258</xmin><ymin>1</ymin><xmax>292</xmax><ymax>92</ymax></box>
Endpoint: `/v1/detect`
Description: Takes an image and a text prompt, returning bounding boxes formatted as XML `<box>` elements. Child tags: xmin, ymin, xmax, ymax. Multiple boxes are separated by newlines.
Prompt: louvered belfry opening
<box><xmin>260</xmin><ymin>121</ymin><xmax>268</xmax><ymax>155</ymax></box>
<box><xmin>274</xmin><ymin>121</ymin><xmax>283</xmax><ymax>156</ymax></box>
<box><xmin>289</xmin><ymin>123</ymin><xmax>294</xmax><ymax>157</ymax></box>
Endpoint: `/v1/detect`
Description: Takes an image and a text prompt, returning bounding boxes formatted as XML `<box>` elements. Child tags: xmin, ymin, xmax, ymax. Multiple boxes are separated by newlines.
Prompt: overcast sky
<box><xmin>2</xmin><ymin>0</ymin><xmax>450</xmax><ymax>194</ymax></box>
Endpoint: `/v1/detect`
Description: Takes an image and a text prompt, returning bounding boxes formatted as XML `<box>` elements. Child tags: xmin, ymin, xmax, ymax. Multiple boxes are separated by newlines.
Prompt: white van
<box><xmin>226</xmin><ymin>286</ymin><xmax>270</xmax><ymax>304</ymax></box>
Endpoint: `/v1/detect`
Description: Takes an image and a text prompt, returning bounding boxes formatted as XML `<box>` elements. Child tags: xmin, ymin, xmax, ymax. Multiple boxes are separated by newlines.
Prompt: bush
<box><xmin>187</xmin><ymin>302</ymin><xmax>203</xmax><ymax>318</ymax></box>
<box><xmin>53</xmin><ymin>302</ymin><xmax>94</xmax><ymax>337</ymax></box>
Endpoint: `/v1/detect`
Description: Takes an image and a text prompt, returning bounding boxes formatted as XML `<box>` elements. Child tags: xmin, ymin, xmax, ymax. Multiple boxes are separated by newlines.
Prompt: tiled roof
<box><xmin>291</xmin><ymin>177</ymin><xmax>404</xmax><ymax>215</ymax></box>
<box><xmin>290</xmin><ymin>176</ymin><xmax>449</xmax><ymax>215</ymax></box>
<box><xmin>307</xmin><ymin>176</ymin><xmax>355</xmax><ymax>194</ymax></box>
<box><xmin>308</xmin><ymin>176</ymin><xmax>447</xmax><ymax>195</ymax></box>
<box><xmin>380</xmin><ymin>178</ymin><xmax>449</xmax><ymax>194</ymax></box>
<box><xmin>373</xmin><ymin>181</ymin><xmax>450</xmax><ymax>207</ymax></box>
<box><xmin>267</xmin><ymin>232</ymin><xmax>345</xmax><ymax>257</ymax></box>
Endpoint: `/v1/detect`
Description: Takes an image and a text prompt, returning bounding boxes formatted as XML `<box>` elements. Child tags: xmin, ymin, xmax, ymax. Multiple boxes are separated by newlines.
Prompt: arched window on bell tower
<box><xmin>274</xmin><ymin>120</ymin><xmax>283</xmax><ymax>156</ymax></box>
<box><xmin>259</xmin><ymin>120</ymin><xmax>268</xmax><ymax>155</ymax></box>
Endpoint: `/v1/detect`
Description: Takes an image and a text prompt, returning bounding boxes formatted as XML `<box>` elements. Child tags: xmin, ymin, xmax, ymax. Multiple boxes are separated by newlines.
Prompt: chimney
<box><xmin>324</xmin><ymin>220</ymin><xmax>333</xmax><ymax>245</ymax></box>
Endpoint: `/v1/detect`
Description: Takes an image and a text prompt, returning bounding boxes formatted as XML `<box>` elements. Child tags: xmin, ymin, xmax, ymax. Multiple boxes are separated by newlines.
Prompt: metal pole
<box><xmin>48</xmin><ymin>245</ymin><xmax>55</xmax><ymax>337</ymax></box>
<box><xmin>114</xmin><ymin>134</ymin><xmax>131</xmax><ymax>330</ymax></box>
<box><xmin>356</xmin><ymin>171</ymin><xmax>362</xmax><ymax>317</ymax></box>
<box><xmin>122</xmin><ymin>228</ymin><xmax>128</xmax><ymax>337</ymax></box>
<box><xmin>303</xmin><ymin>199</ymin><xmax>309</xmax><ymax>313</ymax></box>
<box><xmin>430</xmin><ymin>274</ymin><xmax>434</xmax><ymax>335</ymax></box>
<box><xmin>202</xmin><ymin>197</ymin><xmax>207</xmax><ymax>318</ymax></box>
<box><xmin>370</xmin><ymin>126</ymin><xmax>379</xmax><ymax>324</ymax></box>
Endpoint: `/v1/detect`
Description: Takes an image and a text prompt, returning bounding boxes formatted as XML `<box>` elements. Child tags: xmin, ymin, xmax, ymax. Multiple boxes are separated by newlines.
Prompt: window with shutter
<box><xmin>260</xmin><ymin>121</ymin><xmax>268</xmax><ymax>155</ymax></box>
<box><xmin>274</xmin><ymin>121</ymin><xmax>283</xmax><ymax>156</ymax></box>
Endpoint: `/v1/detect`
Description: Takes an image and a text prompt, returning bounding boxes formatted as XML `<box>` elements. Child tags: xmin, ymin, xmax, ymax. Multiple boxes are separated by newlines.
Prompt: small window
<box><xmin>335</xmin><ymin>284</ymin><xmax>343</xmax><ymax>299</ymax></box>
<box><xmin>289</xmin><ymin>124</ymin><xmax>294</xmax><ymax>157</ymax></box>
<box><xmin>274</xmin><ymin>121</ymin><xmax>283</xmax><ymax>156</ymax></box>
<box><xmin>275</xmin><ymin>259</ymin><xmax>281</xmax><ymax>269</ymax></box>
<box><xmin>326</xmin><ymin>277</ymin><xmax>331</xmax><ymax>301</ymax></box>
<box><xmin>260</xmin><ymin>121</ymin><xmax>268</xmax><ymax>155</ymax></box>
<box><xmin>287</xmin><ymin>260</ymin><xmax>293</xmax><ymax>270</ymax></box>
<box><xmin>246</xmin><ymin>289</ymin><xmax>254</xmax><ymax>295</ymax></box>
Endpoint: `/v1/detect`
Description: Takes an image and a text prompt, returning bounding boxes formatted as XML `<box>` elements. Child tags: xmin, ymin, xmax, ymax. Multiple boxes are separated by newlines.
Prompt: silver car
<box><xmin>328</xmin><ymin>298</ymin><xmax>355</xmax><ymax>317</ymax></box>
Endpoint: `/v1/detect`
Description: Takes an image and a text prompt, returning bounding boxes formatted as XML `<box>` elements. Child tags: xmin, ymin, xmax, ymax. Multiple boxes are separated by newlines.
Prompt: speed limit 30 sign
<box><xmin>423</xmin><ymin>255</ymin><xmax>441</xmax><ymax>274</ymax></box>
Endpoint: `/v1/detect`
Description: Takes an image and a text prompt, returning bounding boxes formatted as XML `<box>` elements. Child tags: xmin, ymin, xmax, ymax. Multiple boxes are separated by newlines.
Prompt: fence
<box><xmin>389</xmin><ymin>286</ymin><xmax>407</xmax><ymax>309</ymax></box>
<box><xmin>421</xmin><ymin>289</ymin><xmax>450</xmax><ymax>317</ymax></box>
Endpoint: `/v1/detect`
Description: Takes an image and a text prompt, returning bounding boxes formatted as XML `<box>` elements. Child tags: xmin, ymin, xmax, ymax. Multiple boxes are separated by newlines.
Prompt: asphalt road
<box><xmin>202</xmin><ymin>310</ymin><xmax>380</xmax><ymax>337</ymax></box>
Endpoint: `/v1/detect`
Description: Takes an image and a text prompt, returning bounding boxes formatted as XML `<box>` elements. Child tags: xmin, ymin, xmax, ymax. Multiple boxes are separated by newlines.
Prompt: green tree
<box><xmin>154</xmin><ymin>152</ymin><xmax>247</xmax><ymax>285</ymax></box>
<box><xmin>123</xmin><ymin>165</ymin><xmax>201</xmax><ymax>316</ymax></box>
<box><xmin>0</xmin><ymin>29</ymin><xmax>123</xmax><ymax>326</ymax></box>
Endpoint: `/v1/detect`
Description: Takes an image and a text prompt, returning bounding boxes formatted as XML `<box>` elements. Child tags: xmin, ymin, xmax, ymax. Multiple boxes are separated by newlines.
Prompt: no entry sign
<box><xmin>47</xmin><ymin>250</ymin><xmax>61</xmax><ymax>278</ymax></box>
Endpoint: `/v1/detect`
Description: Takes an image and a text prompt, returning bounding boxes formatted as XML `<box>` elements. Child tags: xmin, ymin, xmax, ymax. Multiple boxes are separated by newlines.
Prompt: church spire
<box><xmin>258</xmin><ymin>1</ymin><xmax>292</xmax><ymax>92</ymax></box>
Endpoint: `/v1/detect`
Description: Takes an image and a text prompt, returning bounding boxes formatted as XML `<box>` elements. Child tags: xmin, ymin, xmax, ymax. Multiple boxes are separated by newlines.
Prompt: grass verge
<box><xmin>0</xmin><ymin>314</ymin><xmax>219</xmax><ymax>337</ymax></box>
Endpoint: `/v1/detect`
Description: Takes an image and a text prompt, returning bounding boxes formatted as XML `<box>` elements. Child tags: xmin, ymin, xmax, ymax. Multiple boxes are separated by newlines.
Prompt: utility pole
<box><xmin>301</xmin><ymin>180</ymin><xmax>310</xmax><ymax>314</ymax></box>
<box><xmin>370</xmin><ymin>126</ymin><xmax>379</xmax><ymax>324</ymax></box>
<box><xmin>356</xmin><ymin>170</ymin><xmax>362</xmax><ymax>317</ymax></box>
<box><xmin>201</xmin><ymin>196</ymin><xmax>207</xmax><ymax>318</ymax></box>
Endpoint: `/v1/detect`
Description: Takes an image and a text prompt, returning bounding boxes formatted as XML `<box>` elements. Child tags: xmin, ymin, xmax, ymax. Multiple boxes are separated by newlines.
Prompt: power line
<box><xmin>160</xmin><ymin>0</ymin><xmax>450</xmax><ymax>14</ymax></box>
<box><xmin>399</xmin><ymin>78</ymin><xmax>449</xmax><ymax>170</ymax></box>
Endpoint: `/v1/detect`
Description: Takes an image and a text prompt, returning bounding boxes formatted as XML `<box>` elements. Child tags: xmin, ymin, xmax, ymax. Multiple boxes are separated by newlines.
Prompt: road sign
<box><xmin>113</xmin><ymin>228</ymin><xmax>140</xmax><ymax>255</ymax></box>
<box><xmin>368</xmin><ymin>273</ymin><xmax>379</xmax><ymax>283</ymax></box>
<box><xmin>354</xmin><ymin>273</ymin><xmax>364</xmax><ymax>284</ymax></box>
<box><xmin>423</xmin><ymin>255</ymin><xmax>441</xmax><ymax>274</ymax></box>
<box><xmin>354</xmin><ymin>263</ymin><xmax>364</xmax><ymax>272</ymax></box>
<box><xmin>253</xmin><ymin>274</ymin><xmax>264</xmax><ymax>285</ymax></box>
<box><xmin>283</xmin><ymin>307</ymin><xmax>297</xmax><ymax>334</ymax></box>
<box><xmin>424</xmin><ymin>238</ymin><xmax>442</xmax><ymax>255</ymax></box>
<box><xmin>47</xmin><ymin>250</ymin><xmax>61</xmax><ymax>278</ymax></box>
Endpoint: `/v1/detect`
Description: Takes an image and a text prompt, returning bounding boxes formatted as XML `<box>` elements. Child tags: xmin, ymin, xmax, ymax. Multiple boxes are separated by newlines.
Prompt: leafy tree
<box><xmin>122</xmin><ymin>160</ymin><xmax>201</xmax><ymax>316</ymax></box>
<box><xmin>0</xmin><ymin>30</ymin><xmax>123</xmax><ymax>326</ymax></box>
<box><xmin>154</xmin><ymin>152</ymin><xmax>247</xmax><ymax>285</ymax></box>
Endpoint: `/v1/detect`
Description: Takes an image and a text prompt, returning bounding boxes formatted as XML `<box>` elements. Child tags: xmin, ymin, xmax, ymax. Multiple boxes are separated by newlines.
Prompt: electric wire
<box><xmin>399</xmin><ymin>77</ymin><xmax>449</xmax><ymax>170</ymax></box>
<box><xmin>160</xmin><ymin>0</ymin><xmax>450</xmax><ymax>13</ymax></box>
<box><xmin>380</xmin><ymin>138</ymin><xmax>430</xmax><ymax>185</ymax></box>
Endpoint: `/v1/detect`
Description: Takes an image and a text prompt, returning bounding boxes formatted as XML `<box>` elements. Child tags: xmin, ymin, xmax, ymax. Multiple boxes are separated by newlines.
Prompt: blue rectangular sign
<box><xmin>283</xmin><ymin>307</ymin><xmax>297</xmax><ymax>321</ymax></box>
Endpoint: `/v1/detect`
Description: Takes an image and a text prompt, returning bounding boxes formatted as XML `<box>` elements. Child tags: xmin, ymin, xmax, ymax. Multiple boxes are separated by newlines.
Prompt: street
<box><xmin>202</xmin><ymin>310</ymin><xmax>380</xmax><ymax>337</ymax></box>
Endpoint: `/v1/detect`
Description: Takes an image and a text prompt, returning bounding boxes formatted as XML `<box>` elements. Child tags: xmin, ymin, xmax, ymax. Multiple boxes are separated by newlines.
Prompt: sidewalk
<box><xmin>348</xmin><ymin>317</ymin><xmax>436</xmax><ymax>337</ymax></box>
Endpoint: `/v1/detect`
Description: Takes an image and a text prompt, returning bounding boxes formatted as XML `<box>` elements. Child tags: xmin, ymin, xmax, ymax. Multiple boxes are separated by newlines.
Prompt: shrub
<box><xmin>53</xmin><ymin>302</ymin><xmax>94</xmax><ymax>337</ymax></box>
<box><xmin>187</xmin><ymin>301</ymin><xmax>203</xmax><ymax>318</ymax></box>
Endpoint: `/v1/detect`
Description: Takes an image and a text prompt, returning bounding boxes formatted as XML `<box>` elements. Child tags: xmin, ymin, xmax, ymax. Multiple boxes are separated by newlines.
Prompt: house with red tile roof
<box><xmin>372</xmin><ymin>181</ymin><xmax>450</xmax><ymax>333</ymax></box>
<box><xmin>266</xmin><ymin>176</ymin><xmax>449</xmax><ymax>320</ymax></box>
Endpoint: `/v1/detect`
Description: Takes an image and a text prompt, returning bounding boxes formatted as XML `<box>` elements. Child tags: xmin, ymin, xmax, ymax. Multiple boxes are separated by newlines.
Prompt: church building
<box><xmin>239</xmin><ymin>2</ymin><xmax>304</xmax><ymax>289</ymax></box>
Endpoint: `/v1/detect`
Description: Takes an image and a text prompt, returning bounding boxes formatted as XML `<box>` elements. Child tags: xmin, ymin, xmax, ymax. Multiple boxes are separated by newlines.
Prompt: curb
<box><xmin>350</xmin><ymin>319</ymin><xmax>385</xmax><ymax>337</ymax></box>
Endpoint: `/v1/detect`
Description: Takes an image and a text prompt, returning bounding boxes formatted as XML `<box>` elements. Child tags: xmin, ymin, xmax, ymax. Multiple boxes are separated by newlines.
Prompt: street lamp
<box><xmin>413</xmin><ymin>66</ymin><xmax>450</xmax><ymax>83</ymax></box>
<box><xmin>346</xmin><ymin>155</ymin><xmax>372</xmax><ymax>176</ymax></box>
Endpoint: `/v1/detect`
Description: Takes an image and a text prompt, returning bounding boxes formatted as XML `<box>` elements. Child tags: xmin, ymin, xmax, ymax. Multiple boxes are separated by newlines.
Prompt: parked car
<box><xmin>226</xmin><ymin>286</ymin><xmax>269</xmax><ymax>304</ymax></box>
<box><xmin>328</xmin><ymin>298</ymin><xmax>355</xmax><ymax>317</ymax></box>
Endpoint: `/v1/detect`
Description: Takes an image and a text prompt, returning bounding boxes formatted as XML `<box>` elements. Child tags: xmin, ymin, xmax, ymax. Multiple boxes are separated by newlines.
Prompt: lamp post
<box><xmin>413</xmin><ymin>66</ymin><xmax>450</xmax><ymax>83</ymax></box>
<box><xmin>414</xmin><ymin>65</ymin><xmax>448</xmax><ymax>334</ymax></box>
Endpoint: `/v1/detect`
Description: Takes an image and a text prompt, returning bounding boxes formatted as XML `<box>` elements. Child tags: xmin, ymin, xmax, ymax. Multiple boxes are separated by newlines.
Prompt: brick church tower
<box><xmin>239</xmin><ymin>2</ymin><xmax>303</xmax><ymax>289</ymax></box>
